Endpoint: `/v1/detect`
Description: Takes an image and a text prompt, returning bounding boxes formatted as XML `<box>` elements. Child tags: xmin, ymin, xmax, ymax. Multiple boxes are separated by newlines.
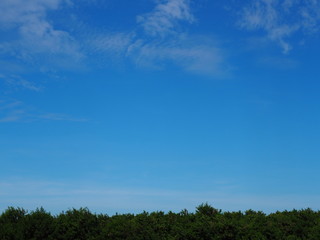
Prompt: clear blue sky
<box><xmin>1</xmin><ymin>0</ymin><xmax>320</xmax><ymax>214</ymax></box>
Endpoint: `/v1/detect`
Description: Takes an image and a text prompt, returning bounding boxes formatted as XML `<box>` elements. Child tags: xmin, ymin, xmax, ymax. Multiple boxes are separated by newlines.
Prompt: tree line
<box><xmin>1</xmin><ymin>203</ymin><xmax>320</xmax><ymax>240</ymax></box>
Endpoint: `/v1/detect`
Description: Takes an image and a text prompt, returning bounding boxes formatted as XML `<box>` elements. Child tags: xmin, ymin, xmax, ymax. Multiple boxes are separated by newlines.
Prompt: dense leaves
<box><xmin>1</xmin><ymin>204</ymin><xmax>320</xmax><ymax>240</ymax></box>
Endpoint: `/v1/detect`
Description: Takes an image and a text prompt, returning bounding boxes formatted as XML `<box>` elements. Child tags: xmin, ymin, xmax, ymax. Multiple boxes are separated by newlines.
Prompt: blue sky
<box><xmin>1</xmin><ymin>0</ymin><xmax>320</xmax><ymax>214</ymax></box>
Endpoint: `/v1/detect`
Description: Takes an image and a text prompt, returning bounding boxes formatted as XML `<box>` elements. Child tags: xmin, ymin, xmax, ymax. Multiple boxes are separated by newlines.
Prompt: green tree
<box><xmin>24</xmin><ymin>207</ymin><xmax>55</xmax><ymax>240</ymax></box>
<box><xmin>0</xmin><ymin>207</ymin><xmax>27</xmax><ymax>240</ymax></box>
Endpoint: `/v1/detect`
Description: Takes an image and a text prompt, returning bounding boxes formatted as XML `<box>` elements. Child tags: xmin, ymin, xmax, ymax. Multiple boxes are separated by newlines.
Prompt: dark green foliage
<box><xmin>196</xmin><ymin>203</ymin><xmax>220</xmax><ymax>217</ymax></box>
<box><xmin>1</xmin><ymin>205</ymin><xmax>320</xmax><ymax>240</ymax></box>
<box><xmin>52</xmin><ymin>208</ymin><xmax>99</xmax><ymax>240</ymax></box>
<box><xmin>0</xmin><ymin>207</ymin><xmax>26</xmax><ymax>240</ymax></box>
<box><xmin>24</xmin><ymin>207</ymin><xmax>54</xmax><ymax>240</ymax></box>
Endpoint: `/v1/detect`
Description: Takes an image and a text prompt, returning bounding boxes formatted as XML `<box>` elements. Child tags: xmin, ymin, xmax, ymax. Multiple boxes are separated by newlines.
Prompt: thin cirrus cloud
<box><xmin>0</xmin><ymin>178</ymin><xmax>224</xmax><ymax>214</ymax></box>
<box><xmin>133</xmin><ymin>0</ymin><xmax>227</xmax><ymax>77</ymax></box>
<box><xmin>0</xmin><ymin>98</ymin><xmax>28</xmax><ymax>123</ymax></box>
<box><xmin>0</xmin><ymin>74</ymin><xmax>42</xmax><ymax>92</ymax></box>
<box><xmin>125</xmin><ymin>36</ymin><xmax>226</xmax><ymax>76</ymax></box>
<box><xmin>239</xmin><ymin>0</ymin><xmax>320</xmax><ymax>53</ymax></box>
<box><xmin>137</xmin><ymin>0</ymin><xmax>195</xmax><ymax>37</ymax></box>
<box><xmin>87</xmin><ymin>0</ymin><xmax>227</xmax><ymax>77</ymax></box>
<box><xmin>0</xmin><ymin>0</ymin><xmax>82</xmax><ymax>69</ymax></box>
<box><xmin>1</xmin><ymin>178</ymin><xmax>319</xmax><ymax>214</ymax></box>
<box><xmin>0</xmin><ymin>98</ymin><xmax>87</xmax><ymax>123</ymax></box>
<box><xmin>0</xmin><ymin>0</ymin><xmax>227</xmax><ymax>91</ymax></box>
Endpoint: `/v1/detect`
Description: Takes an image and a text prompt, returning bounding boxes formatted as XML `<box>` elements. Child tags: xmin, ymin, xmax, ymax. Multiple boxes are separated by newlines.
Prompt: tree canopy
<box><xmin>0</xmin><ymin>204</ymin><xmax>319</xmax><ymax>240</ymax></box>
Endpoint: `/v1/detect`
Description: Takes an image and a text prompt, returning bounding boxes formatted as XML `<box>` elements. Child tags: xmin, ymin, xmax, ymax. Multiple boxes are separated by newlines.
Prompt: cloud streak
<box><xmin>126</xmin><ymin>36</ymin><xmax>227</xmax><ymax>77</ymax></box>
<box><xmin>239</xmin><ymin>0</ymin><xmax>320</xmax><ymax>53</ymax></box>
<box><xmin>84</xmin><ymin>1</ymin><xmax>227</xmax><ymax>77</ymax></box>
<box><xmin>137</xmin><ymin>0</ymin><xmax>194</xmax><ymax>37</ymax></box>
<box><xmin>1</xmin><ymin>178</ymin><xmax>319</xmax><ymax>214</ymax></box>
<box><xmin>0</xmin><ymin>98</ymin><xmax>87</xmax><ymax>123</ymax></box>
<box><xmin>0</xmin><ymin>74</ymin><xmax>42</xmax><ymax>91</ymax></box>
<box><xmin>0</xmin><ymin>0</ymin><xmax>228</xmax><ymax>90</ymax></box>
<box><xmin>0</xmin><ymin>0</ymin><xmax>82</xmax><ymax>67</ymax></box>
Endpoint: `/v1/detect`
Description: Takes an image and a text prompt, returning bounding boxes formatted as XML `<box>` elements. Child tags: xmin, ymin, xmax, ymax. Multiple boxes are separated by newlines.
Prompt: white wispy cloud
<box><xmin>85</xmin><ymin>32</ymin><xmax>135</xmax><ymax>65</ymax></box>
<box><xmin>0</xmin><ymin>99</ymin><xmax>27</xmax><ymax>122</ymax></box>
<box><xmin>0</xmin><ymin>74</ymin><xmax>42</xmax><ymax>91</ymax></box>
<box><xmin>39</xmin><ymin>113</ymin><xmax>88</xmax><ymax>122</ymax></box>
<box><xmin>126</xmin><ymin>36</ymin><xmax>227</xmax><ymax>77</ymax></box>
<box><xmin>300</xmin><ymin>0</ymin><xmax>320</xmax><ymax>32</ymax></box>
<box><xmin>84</xmin><ymin>1</ymin><xmax>227</xmax><ymax>77</ymax></box>
<box><xmin>0</xmin><ymin>0</ymin><xmax>63</xmax><ymax>27</ymax></box>
<box><xmin>0</xmin><ymin>0</ymin><xmax>82</xmax><ymax>66</ymax></box>
<box><xmin>87</xmin><ymin>32</ymin><xmax>227</xmax><ymax>77</ymax></box>
<box><xmin>239</xmin><ymin>0</ymin><xmax>320</xmax><ymax>53</ymax></box>
<box><xmin>1</xmin><ymin>178</ymin><xmax>319</xmax><ymax>214</ymax></box>
<box><xmin>0</xmin><ymin>98</ymin><xmax>87</xmax><ymax>123</ymax></box>
<box><xmin>137</xmin><ymin>0</ymin><xmax>194</xmax><ymax>37</ymax></box>
<box><xmin>0</xmin><ymin>0</ymin><xmax>85</xmax><ymax>92</ymax></box>
<box><xmin>0</xmin><ymin>0</ymin><xmax>228</xmax><ymax>89</ymax></box>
